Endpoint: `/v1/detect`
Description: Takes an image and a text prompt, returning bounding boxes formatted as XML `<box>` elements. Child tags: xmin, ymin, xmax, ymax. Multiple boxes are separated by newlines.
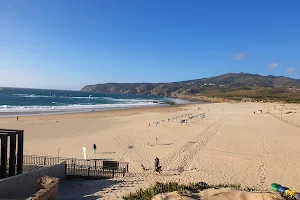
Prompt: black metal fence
<box><xmin>23</xmin><ymin>155</ymin><xmax>129</xmax><ymax>178</ymax></box>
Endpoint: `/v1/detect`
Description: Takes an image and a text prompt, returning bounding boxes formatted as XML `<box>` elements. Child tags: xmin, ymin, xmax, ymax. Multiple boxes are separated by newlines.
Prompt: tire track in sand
<box><xmin>161</xmin><ymin>116</ymin><xmax>227</xmax><ymax>171</ymax></box>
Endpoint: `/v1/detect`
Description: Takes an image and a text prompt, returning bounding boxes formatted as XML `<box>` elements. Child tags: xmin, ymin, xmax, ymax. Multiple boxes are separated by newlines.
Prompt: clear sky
<box><xmin>0</xmin><ymin>0</ymin><xmax>299</xmax><ymax>90</ymax></box>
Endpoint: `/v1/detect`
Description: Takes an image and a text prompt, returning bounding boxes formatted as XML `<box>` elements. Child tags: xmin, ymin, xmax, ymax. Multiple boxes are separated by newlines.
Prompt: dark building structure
<box><xmin>0</xmin><ymin>129</ymin><xmax>24</xmax><ymax>178</ymax></box>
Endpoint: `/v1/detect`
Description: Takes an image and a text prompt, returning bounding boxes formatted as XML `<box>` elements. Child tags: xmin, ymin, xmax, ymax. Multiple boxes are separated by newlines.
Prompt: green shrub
<box><xmin>123</xmin><ymin>182</ymin><xmax>244</xmax><ymax>199</ymax></box>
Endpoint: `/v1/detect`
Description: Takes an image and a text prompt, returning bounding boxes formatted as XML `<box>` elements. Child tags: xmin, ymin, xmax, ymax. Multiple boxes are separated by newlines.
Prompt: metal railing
<box><xmin>23</xmin><ymin>155</ymin><xmax>129</xmax><ymax>178</ymax></box>
<box><xmin>24</xmin><ymin>155</ymin><xmax>61</xmax><ymax>166</ymax></box>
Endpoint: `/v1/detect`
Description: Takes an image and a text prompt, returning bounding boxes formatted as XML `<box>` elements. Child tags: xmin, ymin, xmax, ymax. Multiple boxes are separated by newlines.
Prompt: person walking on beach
<box><xmin>154</xmin><ymin>157</ymin><xmax>159</xmax><ymax>170</ymax></box>
<box><xmin>93</xmin><ymin>144</ymin><xmax>97</xmax><ymax>153</ymax></box>
<box><xmin>17</xmin><ymin>117</ymin><xmax>19</xmax><ymax>121</ymax></box>
<box><xmin>154</xmin><ymin>157</ymin><xmax>162</xmax><ymax>173</ymax></box>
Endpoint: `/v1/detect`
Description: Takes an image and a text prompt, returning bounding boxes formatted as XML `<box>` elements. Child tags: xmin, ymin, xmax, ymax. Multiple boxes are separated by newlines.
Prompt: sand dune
<box><xmin>2</xmin><ymin>103</ymin><xmax>300</xmax><ymax>199</ymax></box>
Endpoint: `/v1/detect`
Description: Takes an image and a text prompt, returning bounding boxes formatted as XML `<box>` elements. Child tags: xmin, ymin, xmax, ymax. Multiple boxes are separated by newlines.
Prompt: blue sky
<box><xmin>0</xmin><ymin>0</ymin><xmax>299</xmax><ymax>90</ymax></box>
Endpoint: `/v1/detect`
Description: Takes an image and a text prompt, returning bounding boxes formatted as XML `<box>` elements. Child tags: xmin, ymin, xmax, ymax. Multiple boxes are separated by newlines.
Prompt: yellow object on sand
<box><xmin>285</xmin><ymin>189</ymin><xmax>295</xmax><ymax>197</ymax></box>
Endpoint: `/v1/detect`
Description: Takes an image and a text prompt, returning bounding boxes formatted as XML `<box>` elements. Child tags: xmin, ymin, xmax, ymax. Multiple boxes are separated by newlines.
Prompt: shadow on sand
<box><xmin>147</xmin><ymin>143</ymin><xmax>173</xmax><ymax>146</ymax></box>
<box><xmin>58</xmin><ymin>179</ymin><xmax>123</xmax><ymax>200</ymax></box>
<box><xmin>159</xmin><ymin>143</ymin><xmax>173</xmax><ymax>146</ymax></box>
<box><xmin>99</xmin><ymin>151</ymin><xmax>116</xmax><ymax>154</ymax></box>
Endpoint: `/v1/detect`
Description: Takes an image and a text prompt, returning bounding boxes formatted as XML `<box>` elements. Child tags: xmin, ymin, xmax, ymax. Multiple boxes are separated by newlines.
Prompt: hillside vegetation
<box><xmin>82</xmin><ymin>73</ymin><xmax>300</xmax><ymax>103</ymax></box>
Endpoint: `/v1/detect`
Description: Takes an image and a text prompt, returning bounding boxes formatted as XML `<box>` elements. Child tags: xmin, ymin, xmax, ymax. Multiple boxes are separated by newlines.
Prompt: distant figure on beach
<box><xmin>155</xmin><ymin>157</ymin><xmax>159</xmax><ymax>168</ymax></box>
<box><xmin>17</xmin><ymin>117</ymin><xmax>19</xmax><ymax>121</ymax></box>
<box><xmin>154</xmin><ymin>157</ymin><xmax>162</xmax><ymax>173</ymax></box>
<box><xmin>156</xmin><ymin>137</ymin><xmax>158</xmax><ymax>144</ymax></box>
<box><xmin>93</xmin><ymin>144</ymin><xmax>97</xmax><ymax>153</ymax></box>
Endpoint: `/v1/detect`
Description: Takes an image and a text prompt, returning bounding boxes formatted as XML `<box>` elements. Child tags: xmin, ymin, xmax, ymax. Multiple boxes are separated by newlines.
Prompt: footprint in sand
<box><xmin>257</xmin><ymin>163</ymin><xmax>267</xmax><ymax>188</ymax></box>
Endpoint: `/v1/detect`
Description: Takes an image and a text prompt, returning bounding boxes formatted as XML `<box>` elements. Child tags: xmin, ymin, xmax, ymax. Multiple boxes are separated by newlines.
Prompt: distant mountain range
<box><xmin>82</xmin><ymin>73</ymin><xmax>300</xmax><ymax>103</ymax></box>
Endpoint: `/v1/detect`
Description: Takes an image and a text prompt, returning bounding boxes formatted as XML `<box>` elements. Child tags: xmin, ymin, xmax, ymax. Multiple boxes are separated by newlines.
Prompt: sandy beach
<box><xmin>1</xmin><ymin>102</ymin><xmax>300</xmax><ymax>199</ymax></box>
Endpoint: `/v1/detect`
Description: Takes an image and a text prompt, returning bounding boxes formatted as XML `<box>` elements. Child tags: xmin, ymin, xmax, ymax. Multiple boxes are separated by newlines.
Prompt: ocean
<box><xmin>0</xmin><ymin>87</ymin><xmax>184</xmax><ymax>116</ymax></box>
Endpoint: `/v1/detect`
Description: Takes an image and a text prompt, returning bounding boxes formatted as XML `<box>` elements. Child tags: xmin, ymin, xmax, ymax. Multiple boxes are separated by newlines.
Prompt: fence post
<box><xmin>112</xmin><ymin>169</ymin><xmax>115</xmax><ymax>178</ymax></box>
<box><xmin>95</xmin><ymin>160</ymin><xmax>97</xmax><ymax>169</ymax></box>
<box><xmin>126</xmin><ymin>163</ymin><xmax>129</xmax><ymax>172</ymax></box>
<box><xmin>44</xmin><ymin>157</ymin><xmax>47</xmax><ymax>165</ymax></box>
<box><xmin>88</xmin><ymin>167</ymin><xmax>90</xmax><ymax>177</ymax></box>
<box><xmin>72</xmin><ymin>159</ymin><xmax>75</xmax><ymax>174</ymax></box>
<box><xmin>65</xmin><ymin>164</ymin><xmax>67</xmax><ymax>176</ymax></box>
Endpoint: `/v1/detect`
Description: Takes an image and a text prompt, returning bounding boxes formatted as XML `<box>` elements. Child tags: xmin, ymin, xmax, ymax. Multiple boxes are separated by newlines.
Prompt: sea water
<box><xmin>0</xmin><ymin>87</ymin><xmax>181</xmax><ymax>116</ymax></box>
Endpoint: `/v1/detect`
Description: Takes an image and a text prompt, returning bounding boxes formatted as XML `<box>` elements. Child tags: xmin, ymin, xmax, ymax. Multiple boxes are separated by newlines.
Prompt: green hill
<box><xmin>81</xmin><ymin>73</ymin><xmax>300</xmax><ymax>103</ymax></box>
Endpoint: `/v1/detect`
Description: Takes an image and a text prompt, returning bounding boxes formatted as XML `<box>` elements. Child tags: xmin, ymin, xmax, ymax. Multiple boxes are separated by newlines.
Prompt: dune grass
<box><xmin>123</xmin><ymin>182</ymin><xmax>296</xmax><ymax>200</ymax></box>
<box><xmin>123</xmin><ymin>182</ymin><xmax>242</xmax><ymax>200</ymax></box>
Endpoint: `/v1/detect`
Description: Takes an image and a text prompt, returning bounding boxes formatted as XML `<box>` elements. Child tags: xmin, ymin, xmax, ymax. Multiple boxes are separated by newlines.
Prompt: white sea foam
<box><xmin>13</xmin><ymin>94</ymin><xmax>53</xmax><ymax>98</ymax></box>
<box><xmin>165</xmin><ymin>98</ymin><xmax>190</xmax><ymax>104</ymax></box>
<box><xmin>12</xmin><ymin>94</ymin><xmax>161</xmax><ymax>103</ymax></box>
<box><xmin>0</xmin><ymin>102</ymin><xmax>158</xmax><ymax>113</ymax></box>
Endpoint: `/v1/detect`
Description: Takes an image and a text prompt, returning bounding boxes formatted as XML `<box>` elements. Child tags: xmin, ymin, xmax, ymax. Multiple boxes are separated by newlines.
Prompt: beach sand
<box><xmin>1</xmin><ymin>103</ymin><xmax>300</xmax><ymax>199</ymax></box>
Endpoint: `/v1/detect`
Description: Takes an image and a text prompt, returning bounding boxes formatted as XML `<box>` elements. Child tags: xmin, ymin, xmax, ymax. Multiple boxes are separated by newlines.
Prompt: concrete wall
<box><xmin>0</xmin><ymin>162</ymin><xmax>65</xmax><ymax>199</ymax></box>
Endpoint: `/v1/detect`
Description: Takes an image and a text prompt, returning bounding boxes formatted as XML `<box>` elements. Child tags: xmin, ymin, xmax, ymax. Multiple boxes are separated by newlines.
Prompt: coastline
<box><xmin>0</xmin><ymin>103</ymin><xmax>186</xmax><ymax>119</ymax></box>
<box><xmin>1</xmin><ymin>87</ymin><xmax>183</xmax><ymax>117</ymax></box>
<box><xmin>0</xmin><ymin>90</ymin><xmax>193</xmax><ymax>117</ymax></box>
<box><xmin>0</xmin><ymin>103</ymin><xmax>163</xmax><ymax>118</ymax></box>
